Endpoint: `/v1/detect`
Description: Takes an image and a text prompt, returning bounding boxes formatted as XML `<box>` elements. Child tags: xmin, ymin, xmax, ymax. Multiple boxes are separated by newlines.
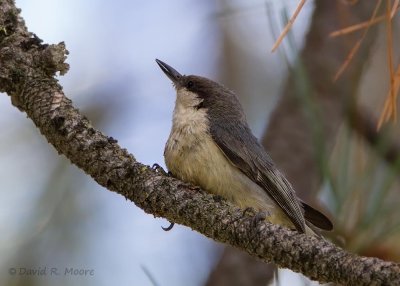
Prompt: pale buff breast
<box><xmin>164</xmin><ymin>89</ymin><xmax>294</xmax><ymax>229</ymax></box>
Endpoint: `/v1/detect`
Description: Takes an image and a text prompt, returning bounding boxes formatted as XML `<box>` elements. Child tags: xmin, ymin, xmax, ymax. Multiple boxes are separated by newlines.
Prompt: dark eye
<box><xmin>187</xmin><ymin>81</ymin><xmax>194</xmax><ymax>88</ymax></box>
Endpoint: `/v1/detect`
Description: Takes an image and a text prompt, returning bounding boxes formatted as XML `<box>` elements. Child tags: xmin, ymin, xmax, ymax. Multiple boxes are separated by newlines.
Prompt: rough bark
<box><xmin>1</xmin><ymin>1</ymin><xmax>399</xmax><ymax>284</ymax></box>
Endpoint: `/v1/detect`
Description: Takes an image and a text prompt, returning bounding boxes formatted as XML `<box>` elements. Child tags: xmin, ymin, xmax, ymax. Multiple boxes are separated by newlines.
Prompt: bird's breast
<box><xmin>164</xmin><ymin>103</ymin><xmax>210</xmax><ymax>179</ymax></box>
<box><xmin>164</xmin><ymin>104</ymin><xmax>279</xmax><ymax>216</ymax></box>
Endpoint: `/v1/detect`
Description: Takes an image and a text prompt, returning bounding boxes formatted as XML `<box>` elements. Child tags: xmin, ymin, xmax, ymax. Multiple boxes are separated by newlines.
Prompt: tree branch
<box><xmin>1</xmin><ymin>1</ymin><xmax>399</xmax><ymax>284</ymax></box>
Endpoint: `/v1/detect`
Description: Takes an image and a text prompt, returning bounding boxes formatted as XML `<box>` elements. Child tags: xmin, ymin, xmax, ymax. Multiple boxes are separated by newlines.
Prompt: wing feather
<box><xmin>210</xmin><ymin>121</ymin><xmax>306</xmax><ymax>232</ymax></box>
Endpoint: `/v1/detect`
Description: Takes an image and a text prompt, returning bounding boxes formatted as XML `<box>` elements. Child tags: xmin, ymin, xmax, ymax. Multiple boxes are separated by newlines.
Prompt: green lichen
<box><xmin>0</xmin><ymin>26</ymin><xmax>7</xmax><ymax>35</ymax></box>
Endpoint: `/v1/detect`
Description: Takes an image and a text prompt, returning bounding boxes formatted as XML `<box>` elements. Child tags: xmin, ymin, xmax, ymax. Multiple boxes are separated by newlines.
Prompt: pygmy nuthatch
<box><xmin>156</xmin><ymin>59</ymin><xmax>332</xmax><ymax>235</ymax></box>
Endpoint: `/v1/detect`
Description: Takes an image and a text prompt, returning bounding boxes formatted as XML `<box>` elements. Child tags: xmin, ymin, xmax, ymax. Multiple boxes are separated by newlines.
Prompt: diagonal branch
<box><xmin>0</xmin><ymin>1</ymin><xmax>399</xmax><ymax>284</ymax></box>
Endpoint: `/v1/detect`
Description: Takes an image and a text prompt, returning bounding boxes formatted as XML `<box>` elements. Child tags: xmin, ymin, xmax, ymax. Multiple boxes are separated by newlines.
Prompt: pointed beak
<box><xmin>155</xmin><ymin>59</ymin><xmax>182</xmax><ymax>85</ymax></box>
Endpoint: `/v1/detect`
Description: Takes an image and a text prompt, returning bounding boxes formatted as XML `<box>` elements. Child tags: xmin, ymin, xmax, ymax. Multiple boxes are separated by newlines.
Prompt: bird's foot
<box><xmin>151</xmin><ymin>164</ymin><xmax>174</xmax><ymax>231</ymax></box>
<box><xmin>252</xmin><ymin>211</ymin><xmax>267</xmax><ymax>228</ymax></box>
<box><xmin>152</xmin><ymin>163</ymin><xmax>171</xmax><ymax>176</ymax></box>
<box><xmin>243</xmin><ymin>207</ymin><xmax>267</xmax><ymax>228</ymax></box>
<box><xmin>242</xmin><ymin>207</ymin><xmax>257</xmax><ymax>217</ymax></box>
<box><xmin>213</xmin><ymin>194</ymin><xmax>225</xmax><ymax>203</ymax></box>
<box><xmin>188</xmin><ymin>185</ymin><xmax>201</xmax><ymax>192</ymax></box>
<box><xmin>161</xmin><ymin>222</ymin><xmax>175</xmax><ymax>231</ymax></box>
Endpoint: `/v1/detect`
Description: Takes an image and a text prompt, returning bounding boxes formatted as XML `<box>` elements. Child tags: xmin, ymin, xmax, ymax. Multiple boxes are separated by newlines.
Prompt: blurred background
<box><xmin>1</xmin><ymin>0</ymin><xmax>399</xmax><ymax>285</ymax></box>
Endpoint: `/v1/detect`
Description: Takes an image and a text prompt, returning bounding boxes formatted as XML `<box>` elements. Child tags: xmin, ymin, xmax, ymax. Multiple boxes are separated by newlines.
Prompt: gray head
<box><xmin>155</xmin><ymin>59</ymin><xmax>246</xmax><ymax>123</ymax></box>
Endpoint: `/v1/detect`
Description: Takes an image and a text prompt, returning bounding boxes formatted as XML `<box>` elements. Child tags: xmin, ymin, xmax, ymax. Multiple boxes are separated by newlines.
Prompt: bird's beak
<box><xmin>156</xmin><ymin>59</ymin><xmax>182</xmax><ymax>85</ymax></box>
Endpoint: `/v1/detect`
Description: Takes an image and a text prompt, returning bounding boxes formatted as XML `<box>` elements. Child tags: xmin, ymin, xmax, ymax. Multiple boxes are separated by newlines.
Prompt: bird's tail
<box><xmin>301</xmin><ymin>202</ymin><xmax>333</xmax><ymax>233</ymax></box>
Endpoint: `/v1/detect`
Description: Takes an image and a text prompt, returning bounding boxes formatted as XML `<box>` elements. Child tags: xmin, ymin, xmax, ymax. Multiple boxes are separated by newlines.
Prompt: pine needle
<box><xmin>386</xmin><ymin>0</ymin><xmax>396</xmax><ymax>121</ymax></box>
<box><xmin>377</xmin><ymin>64</ymin><xmax>400</xmax><ymax>130</ymax></box>
<box><xmin>377</xmin><ymin>0</ymin><xmax>399</xmax><ymax>129</ymax></box>
<box><xmin>271</xmin><ymin>0</ymin><xmax>306</xmax><ymax>52</ymax></box>
<box><xmin>333</xmin><ymin>0</ymin><xmax>382</xmax><ymax>82</ymax></box>
<box><xmin>330</xmin><ymin>15</ymin><xmax>384</xmax><ymax>38</ymax></box>
<box><xmin>391</xmin><ymin>0</ymin><xmax>400</xmax><ymax>17</ymax></box>
<box><xmin>329</xmin><ymin>4</ymin><xmax>399</xmax><ymax>37</ymax></box>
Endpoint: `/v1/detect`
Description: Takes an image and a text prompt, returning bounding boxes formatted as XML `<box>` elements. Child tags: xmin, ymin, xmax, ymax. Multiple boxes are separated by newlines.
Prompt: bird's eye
<box><xmin>187</xmin><ymin>81</ymin><xmax>194</xmax><ymax>88</ymax></box>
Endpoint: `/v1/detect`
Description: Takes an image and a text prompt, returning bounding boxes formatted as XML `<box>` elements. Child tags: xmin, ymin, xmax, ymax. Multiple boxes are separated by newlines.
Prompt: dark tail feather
<box><xmin>302</xmin><ymin>202</ymin><xmax>333</xmax><ymax>231</ymax></box>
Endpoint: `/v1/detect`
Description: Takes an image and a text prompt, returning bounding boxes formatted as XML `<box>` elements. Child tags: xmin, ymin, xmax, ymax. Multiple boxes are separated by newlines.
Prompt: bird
<box><xmin>156</xmin><ymin>59</ymin><xmax>332</xmax><ymax>235</ymax></box>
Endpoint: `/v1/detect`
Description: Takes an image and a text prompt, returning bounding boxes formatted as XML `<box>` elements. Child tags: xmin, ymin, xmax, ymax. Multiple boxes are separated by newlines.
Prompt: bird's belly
<box><xmin>164</xmin><ymin>133</ymin><xmax>291</xmax><ymax>226</ymax></box>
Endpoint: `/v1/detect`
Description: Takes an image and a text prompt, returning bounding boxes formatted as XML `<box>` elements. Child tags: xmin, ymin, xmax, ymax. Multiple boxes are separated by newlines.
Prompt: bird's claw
<box><xmin>152</xmin><ymin>163</ymin><xmax>169</xmax><ymax>176</ymax></box>
<box><xmin>188</xmin><ymin>185</ymin><xmax>201</xmax><ymax>192</ymax></box>
<box><xmin>252</xmin><ymin>211</ymin><xmax>267</xmax><ymax>228</ymax></box>
<box><xmin>213</xmin><ymin>194</ymin><xmax>224</xmax><ymax>202</ymax></box>
<box><xmin>161</xmin><ymin>222</ymin><xmax>175</xmax><ymax>231</ymax></box>
<box><xmin>242</xmin><ymin>207</ymin><xmax>257</xmax><ymax>216</ymax></box>
<box><xmin>242</xmin><ymin>207</ymin><xmax>267</xmax><ymax>228</ymax></box>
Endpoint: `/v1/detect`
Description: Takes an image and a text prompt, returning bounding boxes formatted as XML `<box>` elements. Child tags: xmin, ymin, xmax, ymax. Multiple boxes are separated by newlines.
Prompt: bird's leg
<box><xmin>151</xmin><ymin>163</ymin><xmax>175</xmax><ymax>231</ymax></box>
<box><xmin>161</xmin><ymin>222</ymin><xmax>175</xmax><ymax>231</ymax></box>
<box><xmin>252</xmin><ymin>211</ymin><xmax>267</xmax><ymax>228</ymax></box>
<box><xmin>242</xmin><ymin>207</ymin><xmax>268</xmax><ymax>228</ymax></box>
<box><xmin>212</xmin><ymin>194</ymin><xmax>225</xmax><ymax>202</ymax></box>
<box><xmin>151</xmin><ymin>163</ymin><xmax>172</xmax><ymax>176</ymax></box>
<box><xmin>242</xmin><ymin>207</ymin><xmax>257</xmax><ymax>216</ymax></box>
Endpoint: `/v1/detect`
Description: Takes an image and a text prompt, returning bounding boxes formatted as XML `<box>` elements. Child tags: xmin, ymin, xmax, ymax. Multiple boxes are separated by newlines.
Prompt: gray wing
<box><xmin>210</xmin><ymin>121</ymin><xmax>307</xmax><ymax>232</ymax></box>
